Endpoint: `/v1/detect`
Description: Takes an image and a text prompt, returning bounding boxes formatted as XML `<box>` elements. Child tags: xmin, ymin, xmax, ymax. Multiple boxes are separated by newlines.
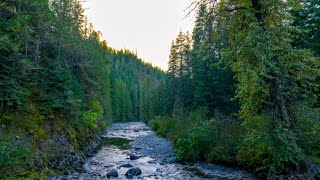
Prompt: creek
<box><xmin>47</xmin><ymin>122</ymin><xmax>255</xmax><ymax>180</ymax></box>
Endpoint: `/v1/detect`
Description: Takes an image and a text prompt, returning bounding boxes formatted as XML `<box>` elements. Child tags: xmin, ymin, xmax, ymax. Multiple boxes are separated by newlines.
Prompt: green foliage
<box><xmin>110</xmin><ymin>50</ymin><xmax>164</xmax><ymax>122</ymax></box>
<box><xmin>293</xmin><ymin>102</ymin><xmax>320</xmax><ymax>163</ymax></box>
<box><xmin>81</xmin><ymin>100</ymin><xmax>104</xmax><ymax>129</ymax></box>
<box><xmin>1</xmin><ymin>0</ymin><xmax>318</xmax><ymax>178</ymax></box>
<box><xmin>0</xmin><ymin>0</ymin><xmax>164</xmax><ymax>178</ymax></box>
<box><xmin>160</xmin><ymin>3</ymin><xmax>238</xmax><ymax>117</ymax></box>
<box><xmin>191</xmin><ymin>3</ymin><xmax>238</xmax><ymax>115</ymax></box>
<box><xmin>176</xmin><ymin>120</ymin><xmax>215</xmax><ymax>162</ymax></box>
<box><xmin>237</xmin><ymin>114</ymin><xmax>303</xmax><ymax>176</ymax></box>
<box><xmin>0</xmin><ymin>135</ymin><xmax>35</xmax><ymax>178</ymax></box>
<box><xmin>292</xmin><ymin>0</ymin><xmax>320</xmax><ymax>57</ymax></box>
<box><xmin>150</xmin><ymin>109</ymin><xmax>241</xmax><ymax>164</ymax></box>
<box><xmin>175</xmin><ymin>111</ymin><xmax>241</xmax><ymax>164</ymax></box>
<box><xmin>166</xmin><ymin>32</ymin><xmax>193</xmax><ymax>114</ymax></box>
<box><xmin>211</xmin><ymin>0</ymin><xmax>318</xmax><ymax>176</ymax></box>
<box><xmin>155</xmin><ymin>0</ymin><xmax>320</xmax><ymax>178</ymax></box>
<box><xmin>150</xmin><ymin>117</ymin><xmax>177</xmax><ymax>139</ymax></box>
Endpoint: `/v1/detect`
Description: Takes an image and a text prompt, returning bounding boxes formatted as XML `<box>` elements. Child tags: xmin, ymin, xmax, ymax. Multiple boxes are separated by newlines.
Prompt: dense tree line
<box><xmin>155</xmin><ymin>4</ymin><xmax>237</xmax><ymax>117</ymax></box>
<box><xmin>152</xmin><ymin>0</ymin><xmax>320</xmax><ymax>178</ymax></box>
<box><xmin>0</xmin><ymin>0</ymin><xmax>163</xmax><ymax>178</ymax></box>
<box><xmin>110</xmin><ymin>50</ymin><xmax>164</xmax><ymax>122</ymax></box>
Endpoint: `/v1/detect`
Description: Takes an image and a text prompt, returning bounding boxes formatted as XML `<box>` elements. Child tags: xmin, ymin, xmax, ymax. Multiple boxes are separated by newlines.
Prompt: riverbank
<box><xmin>47</xmin><ymin>122</ymin><xmax>255</xmax><ymax>179</ymax></box>
<box><xmin>0</xmin><ymin>118</ymin><xmax>105</xmax><ymax>179</ymax></box>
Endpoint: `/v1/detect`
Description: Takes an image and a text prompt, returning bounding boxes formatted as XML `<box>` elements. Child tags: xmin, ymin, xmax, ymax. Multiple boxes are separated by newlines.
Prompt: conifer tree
<box><xmin>191</xmin><ymin>3</ymin><xmax>237</xmax><ymax>115</ymax></box>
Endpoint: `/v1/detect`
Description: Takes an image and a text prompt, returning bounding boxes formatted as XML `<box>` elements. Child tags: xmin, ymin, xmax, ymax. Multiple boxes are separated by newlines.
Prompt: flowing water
<box><xmin>48</xmin><ymin>122</ymin><xmax>255</xmax><ymax>180</ymax></box>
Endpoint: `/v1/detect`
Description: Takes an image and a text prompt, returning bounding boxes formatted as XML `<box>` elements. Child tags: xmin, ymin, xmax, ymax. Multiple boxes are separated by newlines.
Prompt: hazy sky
<box><xmin>83</xmin><ymin>0</ymin><xmax>195</xmax><ymax>70</ymax></box>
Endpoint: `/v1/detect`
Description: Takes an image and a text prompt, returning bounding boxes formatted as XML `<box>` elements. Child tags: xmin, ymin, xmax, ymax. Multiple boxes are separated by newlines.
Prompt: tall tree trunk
<box><xmin>251</xmin><ymin>0</ymin><xmax>265</xmax><ymax>25</ymax></box>
<box><xmin>35</xmin><ymin>36</ymin><xmax>41</xmax><ymax>66</ymax></box>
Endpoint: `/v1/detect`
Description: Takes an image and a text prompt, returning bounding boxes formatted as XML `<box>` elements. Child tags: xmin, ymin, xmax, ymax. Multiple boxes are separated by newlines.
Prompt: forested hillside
<box><xmin>1</xmin><ymin>0</ymin><xmax>320</xmax><ymax>179</ymax></box>
<box><xmin>151</xmin><ymin>0</ymin><xmax>320</xmax><ymax>179</ymax></box>
<box><xmin>0</xmin><ymin>0</ymin><xmax>163</xmax><ymax>178</ymax></box>
<box><xmin>110</xmin><ymin>50</ymin><xmax>164</xmax><ymax>122</ymax></box>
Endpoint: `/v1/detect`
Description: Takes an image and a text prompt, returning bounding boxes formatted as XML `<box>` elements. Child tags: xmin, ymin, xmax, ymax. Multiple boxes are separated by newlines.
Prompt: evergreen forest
<box><xmin>0</xmin><ymin>0</ymin><xmax>319</xmax><ymax>179</ymax></box>
<box><xmin>150</xmin><ymin>0</ymin><xmax>320</xmax><ymax>178</ymax></box>
<box><xmin>0</xmin><ymin>0</ymin><xmax>163</xmax><ymax>178</ymax></box>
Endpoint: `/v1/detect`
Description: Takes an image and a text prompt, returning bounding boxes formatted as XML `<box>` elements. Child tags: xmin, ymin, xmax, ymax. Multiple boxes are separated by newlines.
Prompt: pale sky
<box><xmin>82</xmin><ymin>0</ymin><xmax>195</xmax><ymax>70</ymax></box>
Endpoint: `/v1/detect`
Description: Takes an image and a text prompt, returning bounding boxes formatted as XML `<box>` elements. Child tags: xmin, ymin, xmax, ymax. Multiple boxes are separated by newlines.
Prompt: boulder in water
<box><xmin>129</xmin><ymin>154</ymin><xmax>140</xmax><ymax>160</ymax></box>
<box><xmin>107</xmin><ymin>169</ymin><xmax>118</xmax><ymax>178</ymax></box>
<box><xmin>125</xmin><ymin>167</ymin><xmax>142</xmax><ymax>178</ymax></box>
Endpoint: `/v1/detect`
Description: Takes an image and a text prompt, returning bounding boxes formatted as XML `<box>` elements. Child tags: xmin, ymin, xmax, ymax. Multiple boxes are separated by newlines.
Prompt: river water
<box><xmin>48</xmin><ymin>122</ymin><xmax>255</xmax><ymax>180</ymax></box>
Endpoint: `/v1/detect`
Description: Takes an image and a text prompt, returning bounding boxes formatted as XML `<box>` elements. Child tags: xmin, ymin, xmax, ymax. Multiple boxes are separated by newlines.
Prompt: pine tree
<box><xmin>191</xmin><ymin>3</ymin><xmax>237</xmax><ymax>115</ymax></box>
<box><xmin>166</xmin><ymin>32</ymin><xmax>194</xmax><ymax>114</ymax></box>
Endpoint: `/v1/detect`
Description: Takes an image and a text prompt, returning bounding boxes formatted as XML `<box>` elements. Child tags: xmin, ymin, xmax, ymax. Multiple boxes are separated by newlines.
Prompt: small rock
<box><xmin>15</xmin><ymin>136</ymin><xmax>20</xmax><ymax>139</ymax></box>
<box><xmin>126</xmin><ymin>167</ymin><xmax>142</xmax><ymax>178</ymax></box>
<box><xmin>147</xmin><ymin>160</ymin><xmax>156</xmax><ymax>164</ymax></box>
<box><xmin>119</xmin><ymin>164</ymin><xmax>133</xmax><ymax>168</ymax></box>
<box><xmin>130</xmin><ymin>154</ymin><xmax>140</xmax><ymax>160</ymax></box>
<box><xmin>107</xmin><ymin>169</ymin><xmax>118</xmax><ymax>179</ymax></box>
<box><xmin>90</xmin><ymin>161</ymin><xmax>100</xmax><ymax>165</ymax></box>
<box><xmin>104</xmin><ymin>164</ymin><xmax>114</xmax><ymax>168</ymax></box>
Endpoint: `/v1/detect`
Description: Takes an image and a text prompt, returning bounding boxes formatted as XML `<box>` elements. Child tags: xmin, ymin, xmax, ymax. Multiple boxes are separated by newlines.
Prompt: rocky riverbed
<box><xmin>47</xmin><ymin>122</ymin><xmax>255</xmax><ymax>180</ymax></box>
